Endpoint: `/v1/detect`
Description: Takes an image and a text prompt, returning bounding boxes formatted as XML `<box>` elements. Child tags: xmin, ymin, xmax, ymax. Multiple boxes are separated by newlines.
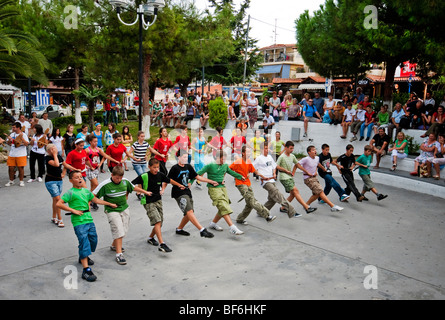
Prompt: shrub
<box><xmin>208</xmin><ymin>97</ymin><xmax>228</xmax><ymax>129</ymax></box>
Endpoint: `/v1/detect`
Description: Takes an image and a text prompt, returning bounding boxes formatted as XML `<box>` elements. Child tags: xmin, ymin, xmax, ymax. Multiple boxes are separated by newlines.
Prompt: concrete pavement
<box><xmin>0</xmin><ymin>161</ymin><xmax>444</xmax><ymax>300</ymax></box>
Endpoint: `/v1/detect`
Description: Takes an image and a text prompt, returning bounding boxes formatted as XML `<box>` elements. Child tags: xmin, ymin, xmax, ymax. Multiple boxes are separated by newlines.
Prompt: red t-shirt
<box><xmin>65</xmin><ymin>149</ymin><xmax>88</xmax><ymax>177</ymax></box>
<box><xmin>210</xmin><ymin>136</ymin><xmax>227</xmax><ymax>157</ymax></box>
<box><xmin>230</xmin><ymin>136</ymin><xmax>246</xmax><ymax>154</ymax></box>
<box><xmin>153</xmin><ymin>138</ymin><xmax>173</xmax><ymax>162</ymax></box>
<box><xmin>106</xmin><ymin>143</ymin><xmax>127</xmax><ymax>167</ymax></box>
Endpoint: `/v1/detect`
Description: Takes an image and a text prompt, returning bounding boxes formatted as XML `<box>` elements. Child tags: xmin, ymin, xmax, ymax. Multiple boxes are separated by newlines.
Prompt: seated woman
<box><xmin>162</xmin><ymin>101</ymin><xmax>174</xmax><ymax>127</ymax></box>
<box><xmin>388</xmin><ymin>132</ymin><xmax>408</xmax><ymax>171</ymax></box>
<box><xmin>426</xmin><ymin>134</ymin><xmax>445</xmax><ymax>180</ymax></box>
<box><xmin>421</xmin><ymin>106</ymin><xmax>445</xmax><ymax>138</ymax></box>
<box><xmin>410</xmin><ymin>133</ymin><xmax>441</xmax><ymax>176</ymax></box>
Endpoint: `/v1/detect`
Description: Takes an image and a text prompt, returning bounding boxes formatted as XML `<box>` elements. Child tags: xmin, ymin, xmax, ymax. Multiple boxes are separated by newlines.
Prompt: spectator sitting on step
<box><xmin>426</xmin><ymin>134</ymin><xmax>445</xmax><ymax>180</ymax></box>
<box><xmin>369</xmin><ymin>127</ymin><xmax>390</xmax><ymax>169</ymax></box>
<box><xmin>410</xmin><ymin>133</ymin><xmax>440</xmax><ymax>176</ymax></box>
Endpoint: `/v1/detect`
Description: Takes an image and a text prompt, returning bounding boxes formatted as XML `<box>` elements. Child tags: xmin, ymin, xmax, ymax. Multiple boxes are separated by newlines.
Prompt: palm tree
<box><xmin>73</xmin><ymin>84</ymin><xmax>106</xmax><ymax>130</ymax></box>
<box><xmin>0</xmin><ymin>0</ymin><xmax>48</xmax><ymax>83</ymax></box>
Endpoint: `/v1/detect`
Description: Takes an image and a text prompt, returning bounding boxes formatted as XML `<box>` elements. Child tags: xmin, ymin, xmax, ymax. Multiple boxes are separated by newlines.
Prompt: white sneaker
<box><xmin>331</xmin><ymin>205</ymin><xmax>344</xmax><ymax>212</ymax></box>
<box><xmin>5</xmin><ymin>181</ymin><xmax>14</xmax><ymax>187</ymax></box>
<box><xmin>209</xmin><ymin>222</ymin><xmax>223</xmax><ymax>231</ymax></box>
<box><xmin>229</xmin><ymin>225</ymin><xmax>244</xmax><ymax>235</ymax></box>
<box><xmin>37</xmin><ymin>177</ymin><xmax>43</xmax><ymax>182</ymax></box>
<box><xmin>19</xmin><ymin>181</ymin><xmax>25</xmax><ymax>187</ymax></box>
<box><xmin>27</xmin><ymin>179</ymin><xmax>35</xmax><ymax>183</ymax></box>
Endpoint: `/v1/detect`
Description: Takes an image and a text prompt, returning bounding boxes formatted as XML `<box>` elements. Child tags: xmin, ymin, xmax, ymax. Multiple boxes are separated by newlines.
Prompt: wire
<box><xmin>250</xmin><ymin>16</ymin><xmax>295</xmax><ymax>34</ymax></box>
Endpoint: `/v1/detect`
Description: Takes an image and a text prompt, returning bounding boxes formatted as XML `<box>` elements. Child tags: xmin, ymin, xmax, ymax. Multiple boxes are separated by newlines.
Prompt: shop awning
<box><xmin>256</xmin><ymin>65</ymin><xmax>283</xmax><ymax>74</ymax></box>
<box><xmin>0</xmin><ymin>90</ymin><xmax>14</xmax><ymax>95</ymax></box>
<box><xmin>297</xmin><ymin>84</ymin><xmax>328</xmax><ymax>90</ymax></box>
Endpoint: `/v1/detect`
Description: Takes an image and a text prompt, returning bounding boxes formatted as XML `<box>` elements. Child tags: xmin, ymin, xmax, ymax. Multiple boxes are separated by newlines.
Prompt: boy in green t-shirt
<box><xmin>93</xmin><ymin>166</ymin><xmax>152</xmax><ymax>265</ymax></box>
<box><xmin>57</xmin><ymin>171</ymin><xmax>117</xmax><ymax>282</ymax></box>
<box><xmin>276</xmin><ymin>141</ymin><xmax>316</xmax><ymax>215</ymax></box>
<box><xmin>197</xmin><ymin>150</ymin><xmax>246</xmax><ymax>235</ymax></box>
<box><xmin>355</xmin><ymin>145</ymin><xmax>388</xmax><ymax>201</ymax></box>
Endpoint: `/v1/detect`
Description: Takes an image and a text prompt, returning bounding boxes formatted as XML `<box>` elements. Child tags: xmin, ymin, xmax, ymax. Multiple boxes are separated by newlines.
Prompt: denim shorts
<box><xmin>45</xmin><ymin>180</ymin><xmax>63</xmax><ymax>198</ymax></box>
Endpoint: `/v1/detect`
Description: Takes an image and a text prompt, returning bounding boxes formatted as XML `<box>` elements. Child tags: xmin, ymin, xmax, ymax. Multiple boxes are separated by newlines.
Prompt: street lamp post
<box><xmin>109</xmin><ymin>0</ymin><xmax>165</xmax><ymax>131</ymax></box>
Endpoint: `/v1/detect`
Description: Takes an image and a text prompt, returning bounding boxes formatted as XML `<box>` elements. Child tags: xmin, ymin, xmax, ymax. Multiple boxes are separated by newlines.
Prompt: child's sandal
<box><xmin>57</xmin><ymin>220</ymin><xmax>65</xmax><ymax>228</ymax></box>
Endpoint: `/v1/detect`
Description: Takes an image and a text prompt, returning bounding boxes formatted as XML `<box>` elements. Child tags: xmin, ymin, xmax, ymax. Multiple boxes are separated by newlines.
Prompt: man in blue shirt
<box><xmin>387</xmin><ymin>102</ymin><xmax>405</xmax><ymax>141</ymax></box>
<box><xmin>303</xmin><ymin>99</ymin><xmax>322</xmax><ymax>138</ymax></box>
<box><xmin>313</xmin><ymin>92</ymin><xmax>325</xmax><ymax>117</ymax></box>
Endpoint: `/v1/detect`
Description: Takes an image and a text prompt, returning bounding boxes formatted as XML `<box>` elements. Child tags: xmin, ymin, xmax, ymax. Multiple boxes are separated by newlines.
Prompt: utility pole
<box><xmin>242</xmin><ymin>15</ymin><xmax>250</xmax><ymax>95</ymax></box>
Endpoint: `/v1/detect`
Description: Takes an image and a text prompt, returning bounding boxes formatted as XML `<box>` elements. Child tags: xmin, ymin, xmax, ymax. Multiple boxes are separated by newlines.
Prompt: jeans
<box><xmin>133</xmin><ymin>163</ymin><xmax>147</xmax><ymax>176</ymax></box>
<box><xmin>360</xmin><ymin>122</ymin><xmax>375</xmax><ymax>138</ymax></box>
<box><xmin>74</xmin><ymin>223</ymin><xmax>98</xmax><ymax>259</ymax></box>
<box><xmin>45</xmin><ymin>180</ymin><xmax>63</xmax><ymax>198</ymax></box>
<box><xmin>321</xmin><ymin>174</ymin><xmax>345</xmax><ymax>200</ymax></box>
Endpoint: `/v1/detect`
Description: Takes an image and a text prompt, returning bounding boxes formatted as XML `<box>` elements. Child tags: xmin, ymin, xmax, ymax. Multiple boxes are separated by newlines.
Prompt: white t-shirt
<box><xmin>39</xmin><ymin>118</ymin><xmax>53</xmax><ymax>134</ymax></box>
<box><xmin>247</xmin><ymin>97</ymin><xmax>258</xmax><ymax>108</ymax></box>
<box><xmin>31</xmin><ymin>134</ymin><xmax>46</xmax><ymax>154</ymax></box>
<box><xmin>50</xmin><ymin>136</ymin><xmax>64</xmax><ymax>153</ymax></box>
<box><xmin>253</xmin><ymin>154</ymin><xmax>277</xmax><ymax>187</ymax></box>
<box><xmin>298</xmin><ymin>156</ymin><xmax>320</xmax><ymax>179</ymax></box>
<box><xmin>8</xmin><ymin>132</ymin><xmax>29</xmax><ymax>158</ymax></box>
<box><xmin>270</xmin><ymin>97</ymin><xmax>281</xmax><ymax>108</ymax></box>
<box><xmin>355</xmin><ymin>109</ymin><xmax>366</xmax><ymax>122</ymax></box>
<box><xmin>263</xmin><ymin>115</ymin><xmax>275</xmax><ymax>125</ymax></box>
<box><xmin>343</xmin><ymin>108</ymin><xmax>356</xmax><ymax>122</ymax></box>
<box><xmin>325</xmin><ymin>99</ymin><xmax>335</xmax><ymax>111</ymax></box>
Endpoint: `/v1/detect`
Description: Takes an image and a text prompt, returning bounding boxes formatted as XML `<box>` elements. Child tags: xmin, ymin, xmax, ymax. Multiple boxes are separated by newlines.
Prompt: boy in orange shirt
<box><xmin>229</xmin><ymin>146</ymin><xmax>276</xmax><ymax>225</ymax></box>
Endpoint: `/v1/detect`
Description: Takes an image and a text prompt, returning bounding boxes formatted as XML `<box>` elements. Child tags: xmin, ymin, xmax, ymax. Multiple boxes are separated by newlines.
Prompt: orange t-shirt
<box><xmin>229</xmin><ymin>158</ymin><xmax>255</xmax><ymax>186</ymax></box>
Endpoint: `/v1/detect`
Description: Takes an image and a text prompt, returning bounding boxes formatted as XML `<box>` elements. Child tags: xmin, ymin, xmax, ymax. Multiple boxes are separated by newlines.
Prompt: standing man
<box><xmin>387</xmin><ymin>102</ymin><xmax>405</xmax><ymax>141</ymax></box>
<box><xmin>230</xmin><ymin>89</ymin><xmax>241</xmax><ymax>118</ymax></box>
<box><xmin>5</xmin><ymin>122</ymin><xmax>30</xmax><ymax>187</ymax></box>
<box><xmin>38</xmin><ymin>112</ymin><xmax>53</xmax><ymax>136</ymax></box>
<box><xmin>312</xmin><ymin>92</ymin><xmax>325</xmax><ymax>118</ymax></box>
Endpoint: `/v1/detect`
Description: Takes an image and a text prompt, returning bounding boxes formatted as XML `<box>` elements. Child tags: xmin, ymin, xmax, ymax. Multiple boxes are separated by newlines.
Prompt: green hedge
<box><xmin>52</xmin><ymin>111</ymin><xmax>122</xmax><ymax>128</ymax></box>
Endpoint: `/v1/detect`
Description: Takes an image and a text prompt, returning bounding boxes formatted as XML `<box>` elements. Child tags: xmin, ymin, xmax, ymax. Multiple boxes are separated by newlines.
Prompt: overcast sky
<box><xmin>191</xmin><ymin>0</ymin><xmax>326</xmax><ymax>48</ymax></box>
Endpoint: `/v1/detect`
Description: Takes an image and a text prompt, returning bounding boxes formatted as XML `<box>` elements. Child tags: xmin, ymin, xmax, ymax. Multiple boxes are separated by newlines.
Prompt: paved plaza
<box><xmin>0</xmin><ymin>161</ymin><xmax>444</xmax><ymax>300</ymax></box>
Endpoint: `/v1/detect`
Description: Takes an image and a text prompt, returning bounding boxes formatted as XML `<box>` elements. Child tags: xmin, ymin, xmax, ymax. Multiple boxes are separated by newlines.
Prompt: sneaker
<box><xmin>200</xmin><ymin>228</ymin><xmax>214</xmax><ymax>238</ymax></box>
<box><xmin>37</xmin><ymin>177</ymin><xmax>43</xmax><ymax>182</ymax></box>
<box><xmin>147</xmin><ymin>238</ymin><xmax>159</xmax><ymax>246</ymax></box>
<box><xmin>350</xmin><ymin>136</ymin><xmax>357</xmax><ymax>142</ymax></box>
<box><xmin>330</xmin><ymin>205</ymin><xmax>344</xmax><ymax>212</ymax></box>
<box><xmin>359</xmin><ymin>136</ymin><xmax>364</xmax><ymax>141</ymax></box>
<box><xmin>110</xmin><ymin>246</ymin><xmax>125</xmax><ymax>252</ymax></box>
<box><xmin>209</xmin><ymin>222</ymin><xmax>223</xmax><ymax>231</ymax></box>
<box><xmin>365</xmin><ymin>137</ymin><xmax>370</xmax><ymax>141</ymax></box>
<box><xmin>303</xmin><ymin>132</ymin><xmax>307</xmax><ymax>138</ymax></box>
<box><xmin>357</xmin><ymin>195</ymin><xmax>365</xmax><ymax>202</ymax></box>
<box><xmin>279</xmin><ymin>207</ymin><xmax>288</xmax><ymax>213</ymax></box>
<box><xmin>236</xmin><ymin>220</ymin><xmax>249</xmax><ymax>225</ymax></box>
<box><xmin>78</xmin><ymin>256</ymin><xmax>94</xmax><ymax>266</ymax></box>
<box><xmin>229</xmin><ymin>225</ymin><xmax>244</xmax><ymax>235</ymax></box>
<box><xmin>27</xmin><ymin>179</ymin><xmax>35</xmax><ymax>183</ymax></box>
<box><xmin>294</xmin><ymin>212</ymin><xmax>302</xmax><ymax>218</ymax></box>
<box><xmin>5</xmin><ymin>181</ymin><xmax>14</xmax><ymax>187</ymax></box>
<box><xmin>362</xmin><ymin>196</ymin><xmax>369</xmax><ymax>201</ymax></box>
<box><xmin>82</xmin><ymin>267</ymin><xmax>97</xmax><ymax>282</ymax></box>
<box><xmin>377</xmin><ymin>194</ymin><xmax>388</xmax><ymax>201</ymax></box>
<box><xmin>176</xmin><ymin>229</ymin><xmax>190</xmax><ymax>236</ymax></box>
<box><xmin>340</xmin><ymin>194</ymin><xmax>350</xmax><ymax>202</ymax></box>
<box><xmin>158</xmin><ymin>243</ymin><xmax>172</xmax><ymax>253</ymax></box>
<box><xmin>266</xmin><ymin>215</ymin><xmax>276</xmax><ymax>222</ymax></box>
<box><xmin>305</xmin><ymin>207</ymin><xmax>317</xmax><ymax>214</ymax></box>
<box><xmin>19</xmin><ymin>181</ymin><xmax>25</xmax><ymax>187</ymax></box>
<box><xmin>318</xmin><ymin>199</ymin><xmax>326</xmax><ymax>205</ymax></box>
<box><xmin>116</xmin><ymin>254</ymin><xmax>127</xmax><ymax>265</ymax></box>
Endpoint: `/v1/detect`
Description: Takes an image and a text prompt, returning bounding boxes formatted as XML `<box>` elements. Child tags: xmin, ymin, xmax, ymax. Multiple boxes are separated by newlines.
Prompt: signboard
<box><xmin>399</xmin><ymin>61</ymin><xmax>416</xmax><ymax>77</ymax></box>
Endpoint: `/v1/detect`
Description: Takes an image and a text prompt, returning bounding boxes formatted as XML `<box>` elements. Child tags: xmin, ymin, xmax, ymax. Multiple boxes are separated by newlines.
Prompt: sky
<box><xmin>191</xmin><ymin>0</ymin><xmax>326</xmax><ymax>48</ymax></box>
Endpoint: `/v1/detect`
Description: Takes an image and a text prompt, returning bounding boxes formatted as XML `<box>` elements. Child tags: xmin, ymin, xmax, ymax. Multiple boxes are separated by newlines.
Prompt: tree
<box><xmin>208</xmin><ymin>97</ymin><xmax>228</xmax><ymax>129</ymax></box>
<box><xmin>205</xmin><ymin>0</ymin><xmax>262</xmax><ymax>86</ymax></box>
<box><xmin>0</xmin><ymin>0</ymin><xmax>48</xmax><ymax>84</ymax></box>
<box><xmin>296</xmin><ymin>0</ymin><xmax>445</xmax><ymax>104</ymax></box>
<box><xmin>73</xmin><ymin>84</ymin><xmax>106</xmax><ymax>131</ymax></box>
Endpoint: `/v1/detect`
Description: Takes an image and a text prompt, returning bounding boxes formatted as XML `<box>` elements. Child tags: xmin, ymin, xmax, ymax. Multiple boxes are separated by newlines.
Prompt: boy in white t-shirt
<box><xmin>350</xmin><ymin>104</ymin><xmax>366</xmax><ymax>142</ymax></box>
<box><xmin>340</xmin><ymin>103</ymin><xmax>356</xmax><ymax>139</ymax></box>
<box><xmin>297</xmin><ymin>145</ymin><xmax>343</xmax><ymax>212</ymax></box>
<box><xmin>253</xmin><ymin>144</ymin><xmax>298</xmax><ymax>218</ymax></box>
<box><xmin>5</xmin><ymin>122</ymin><xmax>30</xmax><ymax>187</ymax></box>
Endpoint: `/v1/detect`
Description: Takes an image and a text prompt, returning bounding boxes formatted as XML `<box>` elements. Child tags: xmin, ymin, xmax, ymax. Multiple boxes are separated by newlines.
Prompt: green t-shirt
<box><xmin>377</xmin><ymin>111</ymin><xmax>389</xmax><ymax>125</ymax></box>
<box><xmin>356</xmin><ymin>154</ymin><xmax>372</xmax><ymax>176</ymax></box>
<box><xmin>270</xmin><ymin>140</ymin><xmax>285</xmax><ymax>155</ymax></box>
<box><xmin>61</xmin><ymin>187</ymin><xmax>95</xmax><ymax>227</ymax></box>
<box><xmin>93</xmin><ymin>178</ymin><xmax>134</xmax><ymax>212</ymax></box>
<box><xmin>276</xmin><ymin>153</ymin><xmax>298</xmax><ymax>181</ymax></box>
<box><xmin>197</xmin><ymin>162</ymin><xmax>243</xmax><ymax>188</ymax></box>
<box><xmin>395</xmin><ymin>139</ymin><xmax>409</xmax><ymax>155</ymax></box>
